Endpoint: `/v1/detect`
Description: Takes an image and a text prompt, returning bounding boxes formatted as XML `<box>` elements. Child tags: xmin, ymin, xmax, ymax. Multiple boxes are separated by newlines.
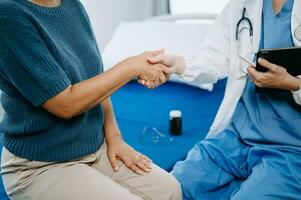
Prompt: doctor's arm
<box><xmin>146</xmin><ymin>2</ymin><xmax>233</xmax><ymax>86</ymax></box>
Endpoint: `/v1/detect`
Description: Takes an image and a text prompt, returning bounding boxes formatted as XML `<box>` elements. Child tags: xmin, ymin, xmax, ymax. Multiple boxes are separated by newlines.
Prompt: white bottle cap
<box><xmin>169</xmin><ymin>110</ymin><xmax>182</xmax><ymax>118</ymax></box>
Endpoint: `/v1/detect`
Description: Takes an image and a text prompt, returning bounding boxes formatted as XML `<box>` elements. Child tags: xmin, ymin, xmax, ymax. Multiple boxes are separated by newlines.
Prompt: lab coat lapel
<box><xmin>244</xmin><ymin>0</ymin><xmax>263</xmax><ymax>55</ymax></box>
<box><xmin>243</xmin><ymin>0</ymin><xmax>301</xmax><ymax>46</ymax></box>
<box><xmin>292</xmin><ymin>0</ymin><xmax>301</xmax><ymax>46</ymax></box>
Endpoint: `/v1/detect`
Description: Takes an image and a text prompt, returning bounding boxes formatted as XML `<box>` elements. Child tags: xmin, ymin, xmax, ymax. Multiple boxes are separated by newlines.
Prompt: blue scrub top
<box><xmin>228</xmin><ymin>0</ymin><xmax>301</xmax><ymax>149</ymax></box>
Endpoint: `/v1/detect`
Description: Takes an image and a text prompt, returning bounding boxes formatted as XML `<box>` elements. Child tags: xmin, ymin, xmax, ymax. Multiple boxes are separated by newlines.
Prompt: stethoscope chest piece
<box><xmin>294</xmin><ymin>25</ymin><xmax>301</xmax><ymax>41</ymax></box>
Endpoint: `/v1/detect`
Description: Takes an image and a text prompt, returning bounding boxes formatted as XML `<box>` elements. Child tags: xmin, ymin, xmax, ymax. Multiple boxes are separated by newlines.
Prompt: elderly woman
<box><xmin>0</xmin><ymin>0</ymin><xmax>181</xmax><ymax>199</ymax></box>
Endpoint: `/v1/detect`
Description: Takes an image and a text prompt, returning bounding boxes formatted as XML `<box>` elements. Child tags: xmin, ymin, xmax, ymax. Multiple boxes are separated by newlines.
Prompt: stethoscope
<box><xmin>235</xmin><ymin>6</ymin><xmax>301</xmax><ymax>79</ymax></box>
<box><xmin>236</xmin><ymin>7</ymin><xmax>253</xmax><ymax>42</ymax></box>
<box><xmin>294</xmin><ymin>25</ymin><xmax>301</xmax><ymax>41</ymax></box>
<box><xmin>236</xmin><ymin>7</ymin><xmax>254</xmax><ymax>79</ymax></box>
<box><xmin>236</xmin><ymin>2</ymin><xmax>301</xmax><ymax>42</ymax></box>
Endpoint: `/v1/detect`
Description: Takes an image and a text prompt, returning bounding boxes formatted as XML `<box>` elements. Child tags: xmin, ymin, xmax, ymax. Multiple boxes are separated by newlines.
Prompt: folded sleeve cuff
<box><xmin>292</xmin><ymin>88</ymin><xmax>301</xmax><ymax>105</ymax></box>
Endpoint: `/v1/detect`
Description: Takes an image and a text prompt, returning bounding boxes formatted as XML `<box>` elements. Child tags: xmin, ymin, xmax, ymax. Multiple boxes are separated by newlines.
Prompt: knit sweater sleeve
<box><xmin>0</xmin><ymin>16</ymin><xmax>71</xmax><ymax>107</ymax></box>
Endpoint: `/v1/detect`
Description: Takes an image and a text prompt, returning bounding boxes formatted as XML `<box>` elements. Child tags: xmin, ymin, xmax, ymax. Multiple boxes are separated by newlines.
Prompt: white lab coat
<box><xmin>181</xmin><ymin>0</ymin><xmax>301</xmax><ymax>136</ymax></box>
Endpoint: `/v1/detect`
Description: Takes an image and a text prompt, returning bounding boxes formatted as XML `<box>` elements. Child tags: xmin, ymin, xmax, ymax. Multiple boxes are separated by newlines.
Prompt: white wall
<box><xmin>0</xmin><ymin>1</ymin><xmax>155</xmax><ymax>120</ymax></box>
<box><xmin>81</xmin><ymin>0</ymin><xmax>154</xmax><ymax>50</ymax></box>
<box><xmin>170</xmin><ymin>0</ymin><xmax>229</xmax><ymax>15</ymax></box>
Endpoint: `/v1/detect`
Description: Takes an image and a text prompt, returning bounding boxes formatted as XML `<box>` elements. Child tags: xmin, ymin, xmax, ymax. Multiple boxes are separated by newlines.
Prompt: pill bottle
<box><xmin>169</xmin><ymin>110</ymin><xmax>182</xmax><ymax>135</ymax></box>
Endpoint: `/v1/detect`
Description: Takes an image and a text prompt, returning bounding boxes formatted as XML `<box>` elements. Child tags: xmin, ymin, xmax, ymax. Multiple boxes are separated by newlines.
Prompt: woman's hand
<box><xmin>106</xmin><ymin>135</ymin><xmax>152</xmax><ymax>175</ymax></box>
<box><xmin>127</xmin><ymin>50</ymin><xmax>171</xmax><ymax>89</ymax></box>
<box><xmin>247</xmin><ymin>58</ymin><xmax>301</xmax><ymax>91</ymax></box>
<box><xmin>137</xmin><ymin>54</ymin><xmax>186</xmax><ymax>88</ymax></box>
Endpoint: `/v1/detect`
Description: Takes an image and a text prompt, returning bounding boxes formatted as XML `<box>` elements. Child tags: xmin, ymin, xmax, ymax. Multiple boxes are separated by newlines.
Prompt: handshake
<box><xmin>126</xmin><ymin>49</ymin><xmax>186</xmax><ymax>89</ymax></box>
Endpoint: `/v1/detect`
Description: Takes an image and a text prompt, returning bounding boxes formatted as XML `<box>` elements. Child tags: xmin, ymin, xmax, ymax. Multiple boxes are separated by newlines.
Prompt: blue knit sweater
<box><xmin>0</xmin><ymin>0</ymin><xmax>104</xmax><ymax>162</ymax></box>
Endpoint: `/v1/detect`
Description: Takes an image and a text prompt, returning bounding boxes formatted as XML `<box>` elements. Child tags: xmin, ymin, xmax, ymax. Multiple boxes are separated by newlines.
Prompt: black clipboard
<box><xmin>255</xmin><ymin>46</ymin><xmax>301</xmax><ymax>93</ymax></box>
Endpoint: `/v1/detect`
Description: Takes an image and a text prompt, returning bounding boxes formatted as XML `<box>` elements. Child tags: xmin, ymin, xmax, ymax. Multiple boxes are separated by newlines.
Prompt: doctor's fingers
<box><xmin>248</xmin><ymin>67</ymin><xmax>278</xmax><ymax>88</ymax></box>
<box><xmin>248</xmin><ymin>72</ymin><xmax>257</xmax><ymax>84</ymax></box>
<box><xmin>248</xmin><ymin>71</ymin><xmax>266</xmax><ymax>87</ymax></box>
<box><xmin>247</xmin><ymin>67</ymin><xmax>268</xmax><ymax>82</ymax></box>
<box><xmin>258</xmin><ymin>58</ymin><xmax>282</xmax><ymax>73</ymax></box>
<box><xmin>148</xmin><ymin>54</ymin><xmax>174</xmax><ymax>67</ymax></box>
<box><xmin>143</xmin><ymin>49</ymin><xmax>165</xmax><ymax>58</ymax></box>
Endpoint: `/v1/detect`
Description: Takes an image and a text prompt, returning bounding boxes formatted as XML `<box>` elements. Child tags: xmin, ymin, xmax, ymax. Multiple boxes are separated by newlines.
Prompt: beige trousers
<box><xmin>1</xmin><ymin>142</ymin><xmax>182</xmax><ymax>200</ymax></box>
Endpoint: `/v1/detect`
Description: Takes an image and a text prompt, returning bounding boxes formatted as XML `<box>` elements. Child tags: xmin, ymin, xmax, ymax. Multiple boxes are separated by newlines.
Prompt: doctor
<box><xmin>148</xmin><ymin>0</ymin><xmax>301</xmax><ymax>199</ymax></box>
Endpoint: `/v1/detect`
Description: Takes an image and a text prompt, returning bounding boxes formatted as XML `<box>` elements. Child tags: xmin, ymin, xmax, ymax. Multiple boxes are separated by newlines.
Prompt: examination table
<box><xmin>0</xmin><ymin>79</ymin><xmax>225</xmax><ymax>199</ymax></box>
<box><xmin>111</xmin><ymin>79</ymin><xmax>226</xmax><ymax>171</ymax></box>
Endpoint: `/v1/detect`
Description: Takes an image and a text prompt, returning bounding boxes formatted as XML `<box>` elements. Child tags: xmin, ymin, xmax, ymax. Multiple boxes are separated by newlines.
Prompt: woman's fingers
<box><xmin>136</xmin><ymin>160</ymin><xmax>151</xmax><ymax>172</ymax></box>
<box><xmin>137</xmin><ymin>79</ymin><xmax>145</xmax><ymax>85</ymax></box>
<box><xmin>162</xmin><ymin>65</ymin><xmax>172</xmax><ymax>74</ymax></box>
<box><xmin>118</xmin><ymin>151</ymin><xmax>145</xmax><ymax>175</ymax></box>
<box><xmin>134</xmin><ymin>153</ymin><xmax>152</xmax><ymax>173</ymax></box>
<box><xmin>159</xmin><ymin>72</ymin><xmax>167</xmax><ymax>84</ymax></box>
<box><xmin>108</xmin><ymin>152</ymin><xmax>119</xmax><ymax>172</ymax></box>
<box><xmin>117</xmin><ymin>149</ymin><xmax>153</xmax><ymax>174</ymax></box>
<box><xmin>142</xmin><ymin>155</ymin><xmax>152</xmax><ymax>163</ymax></box>
<box><xmin>138</xmin><ymin>64</ymin><xmax>171</xmax><ymax>89</ymax></box>
<box><xmin>153</xmin><ymin>79</ymin><xmax>160</xmax><ymax>88</ymax></box>
<box><xmin>131</xmin><ymin>164</ymin><xmax>144</xmax><ymax>175</ymax></box>
<box><xmin>125</xmin><ymin>155</ymin><xmax>145</xmax><ymax>175</ymax></box>
<box><xmin>141</xmin><ymin>157</ymin><xmax>152</xmax><ymax>169</ymax></box>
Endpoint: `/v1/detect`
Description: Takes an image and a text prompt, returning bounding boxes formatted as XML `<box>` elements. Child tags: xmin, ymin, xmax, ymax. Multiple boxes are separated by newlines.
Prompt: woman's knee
<box><xmin>155</xmin><ymin>168</ymin><xmax>182</xmax><ymax>200</ymax></box>
<box><xmin>168</xmin><ymin>174</ymin><xmax>182</xmax><ymax>199</ymax></box>
<box><xmin>159</xmin><ymin>171</ymin><xmax>182</xmax><ymax>200</ymax></box>
<box><xmin>145</xmin><ymin>165</ymin><xmax>182</xmax><ymax>200</ymax></box>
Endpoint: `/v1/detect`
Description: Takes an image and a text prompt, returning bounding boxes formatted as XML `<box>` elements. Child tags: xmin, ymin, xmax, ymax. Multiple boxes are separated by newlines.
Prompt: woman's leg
<box><xmin>91</xmin><ymin>142</ymin><xmax>182</xmax><ymax>200</ymax></box>
<box><xmin>1</xmin><ymin>148</ymin><xmax>142</xmax><ymax>200</ymax></box>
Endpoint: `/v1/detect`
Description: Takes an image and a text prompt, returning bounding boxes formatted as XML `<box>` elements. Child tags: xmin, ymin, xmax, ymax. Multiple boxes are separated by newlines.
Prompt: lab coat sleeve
<box><xmin>180</xmin><ymin>2</ymin><xmax>232</xmax><ymax>85</ymax></box>
<box><xmin>292</xmin><ymin>88</ymin><xmax>301</xmax><ymax>105</ymax></box>
<box><xmin>290</xmin><ymin>75</ymin><xmax>301</xmax><ymax>105</ymax></box>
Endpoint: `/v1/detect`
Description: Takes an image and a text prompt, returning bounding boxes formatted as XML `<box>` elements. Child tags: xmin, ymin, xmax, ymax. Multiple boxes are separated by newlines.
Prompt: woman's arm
<box><xmin>102</xmin><ymin>98</ymin><xmax>121</xmax><ymax>141</ymax></box>
<box><xmin>102</xmin><ymin>98</ymin><xmax>153</xmax><ymax>174</ymax></box>
<box><xmin>43</xmin><ymin>51</ymin><xmax>170</xmax><ymax>119</ymax></box>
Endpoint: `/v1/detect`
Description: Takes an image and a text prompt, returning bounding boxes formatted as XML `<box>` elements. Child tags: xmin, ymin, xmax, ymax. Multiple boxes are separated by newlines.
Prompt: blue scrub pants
<box><xmin>172</xmin><ymin>130</ymin><xmax>301</xmax><ymax>200</ymax></box>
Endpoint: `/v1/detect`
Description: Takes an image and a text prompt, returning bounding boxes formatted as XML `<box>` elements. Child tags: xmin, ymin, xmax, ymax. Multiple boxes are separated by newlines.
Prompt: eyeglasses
<box><xmin>140</xmin><ymin>125</ymin><xmax>174</xmax><ymax>145</ymax></box>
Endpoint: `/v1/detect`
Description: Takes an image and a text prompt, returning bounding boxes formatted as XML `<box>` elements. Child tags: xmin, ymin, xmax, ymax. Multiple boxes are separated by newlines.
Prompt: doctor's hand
<box><xmin>128</xmin><ymin>50</ymin><xmax>171</xmax><ymax>89</ymax></box>
<box><xmin>247</xmin><ymin>58</ymin><xmax>301</xmax><ymax>91</ymax></box>
<box><xmin>138</xmin><ymin>54</ymin><xmax>186</xmax><ymax>88</ymax></box>
<box><xmin>148</xmin><ymin>54</ymin><xmax>186</xmax><ymax>75</ymax></box>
